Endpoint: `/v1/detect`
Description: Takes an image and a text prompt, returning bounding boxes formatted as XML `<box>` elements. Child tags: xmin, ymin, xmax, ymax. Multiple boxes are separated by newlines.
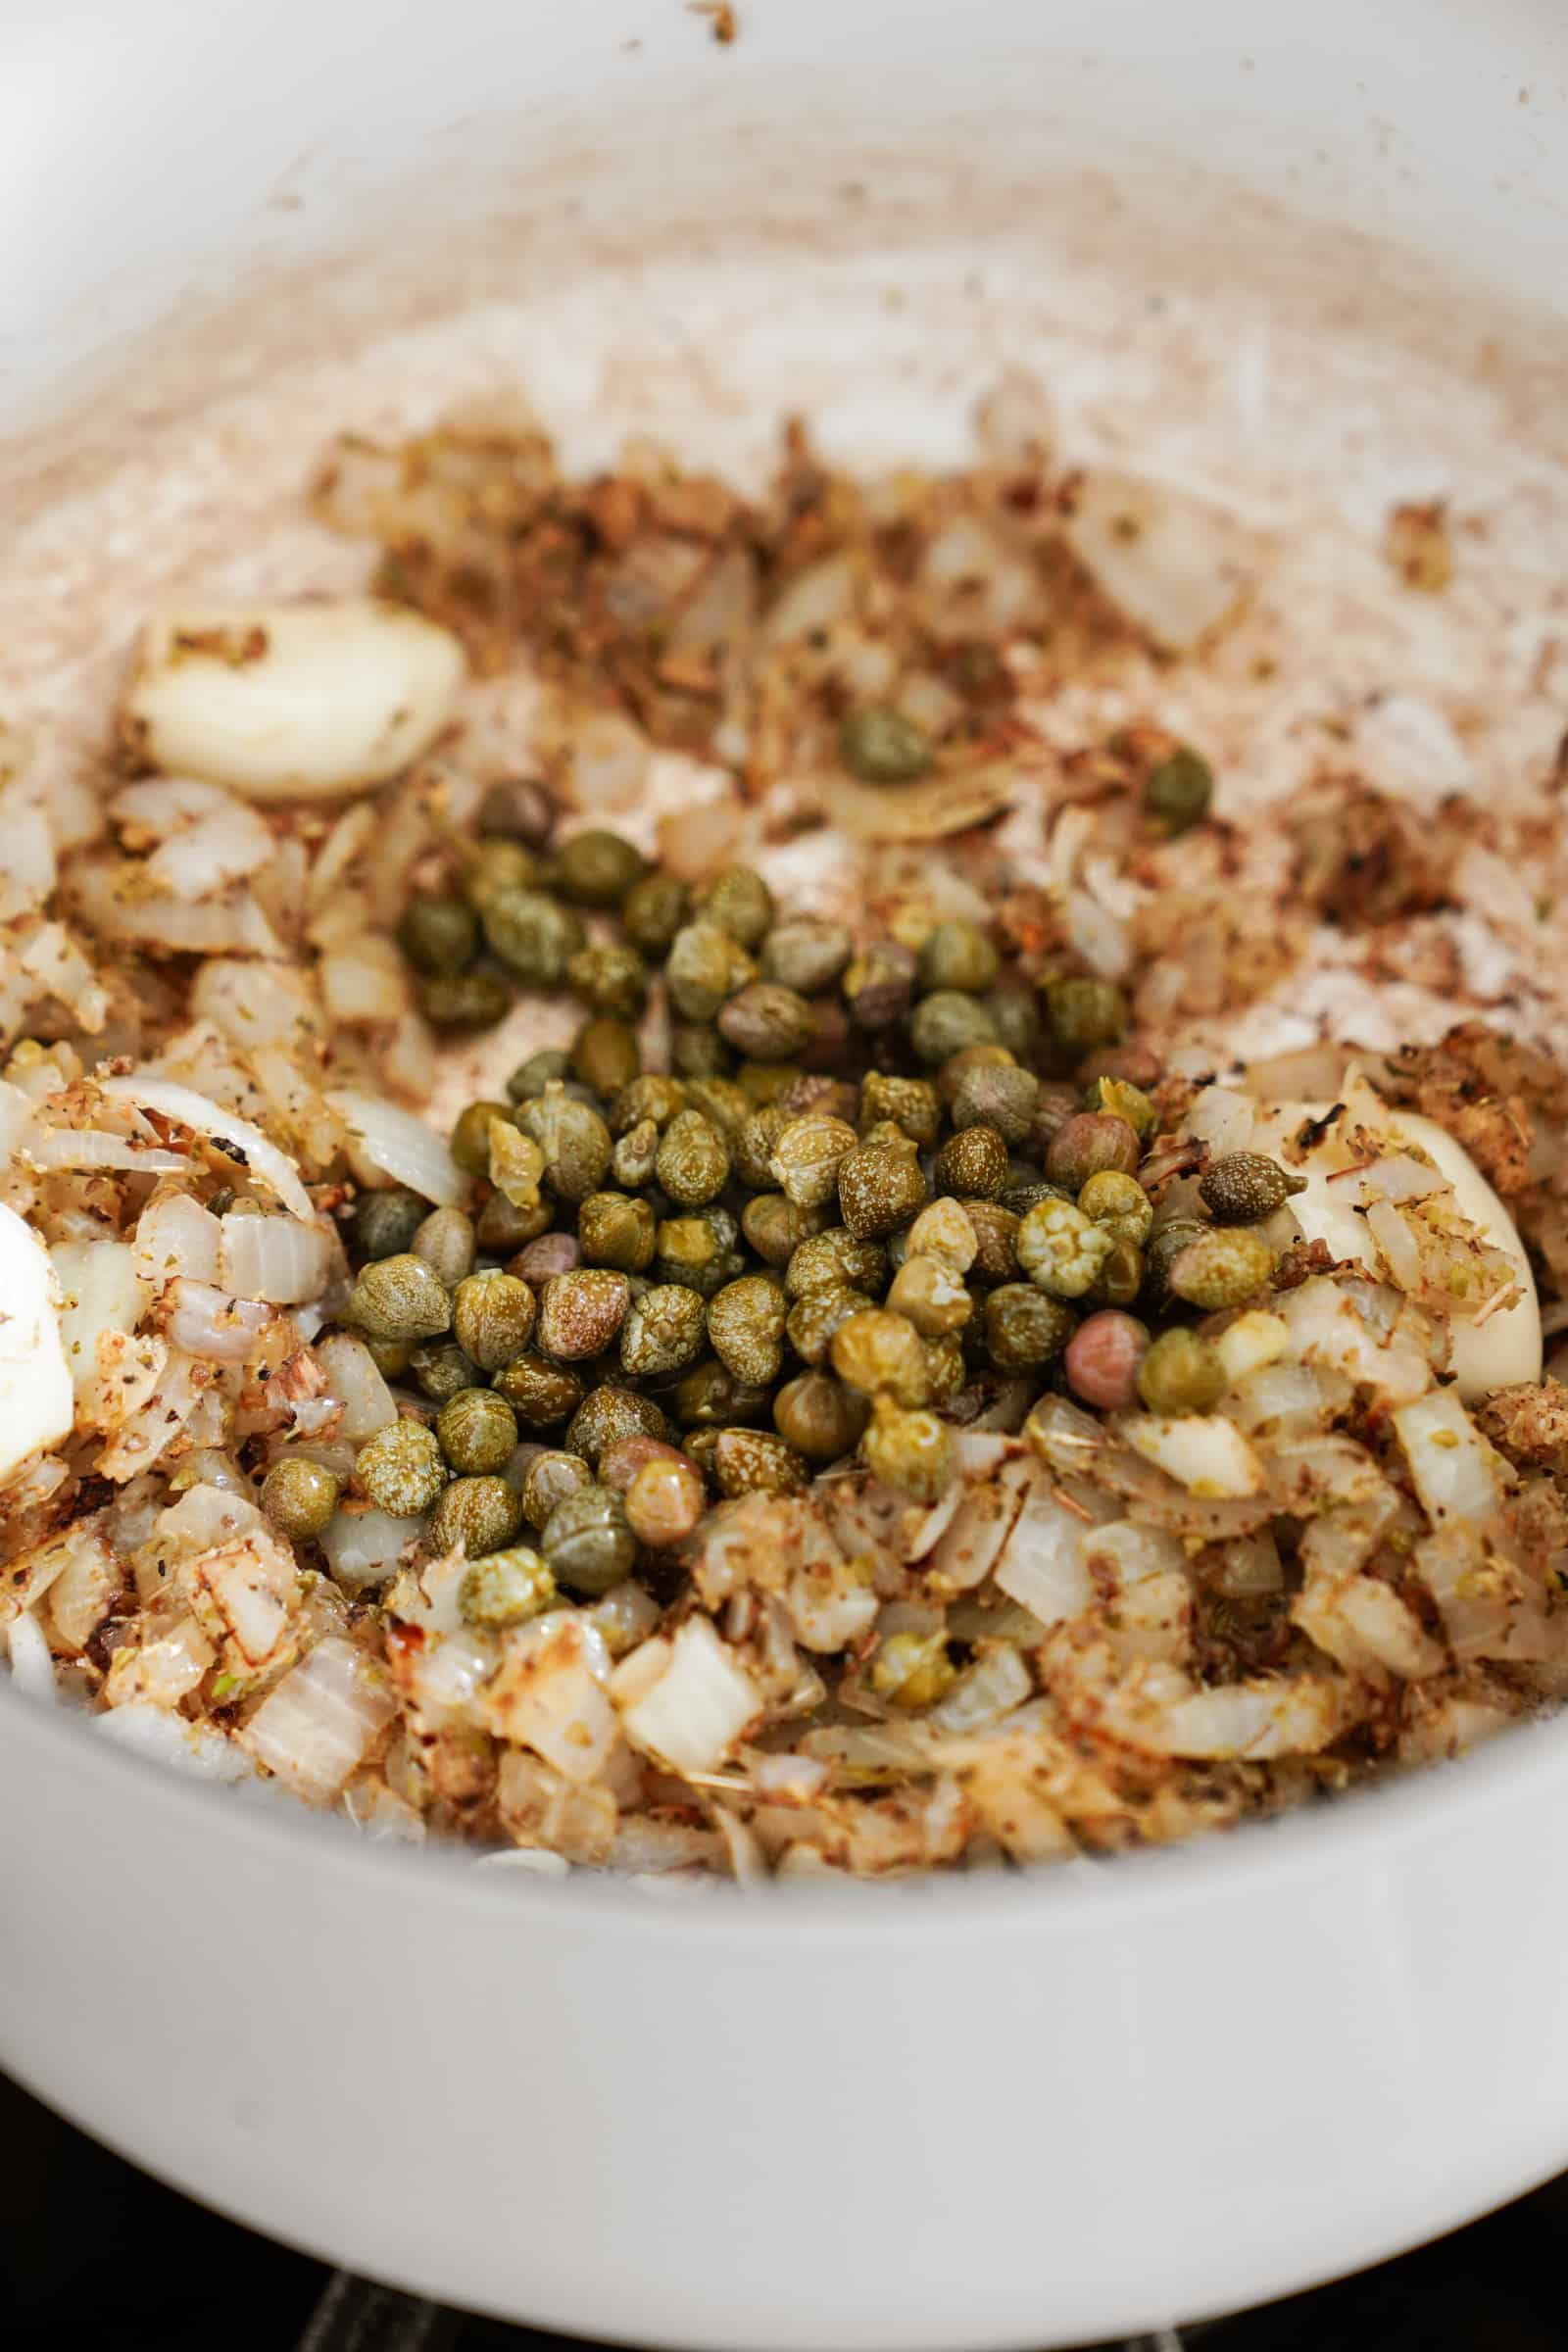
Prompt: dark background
<box><xmin>3</xmin><ymin>2066</ymin><xmax>1563</xmax><ymax>2351</ymax></box>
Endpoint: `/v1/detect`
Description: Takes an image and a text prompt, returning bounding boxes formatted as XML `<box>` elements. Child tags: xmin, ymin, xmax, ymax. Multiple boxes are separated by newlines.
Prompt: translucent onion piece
<box><xmin>98</xmin><ymin>1073</ymin><xmax>315</xmax><ymax>1220</ymax></box>
<box><xmin>326</xmin><ymin>1089</ymin><xmax>464</xmax><ymax>1208</ymax></box>
<box><xmin>241</xmin><ymin>1638</ymin><xmax>397</xmax><ymax>1804</ymax></box>
<box><xmin>218</xmin><ymin>1212</ymin><xmax>336</xmax><ymax>1305</ymax></box>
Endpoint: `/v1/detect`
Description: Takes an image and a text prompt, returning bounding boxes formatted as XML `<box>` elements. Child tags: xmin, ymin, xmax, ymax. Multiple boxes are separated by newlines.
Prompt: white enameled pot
<box><xmin>2</xmin><ymin>4</ymin><xmax>1567</xmax><ymax>2344</ymax></box>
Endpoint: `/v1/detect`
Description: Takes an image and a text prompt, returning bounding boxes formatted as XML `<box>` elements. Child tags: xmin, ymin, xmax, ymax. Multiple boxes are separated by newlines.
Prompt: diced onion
<box><xmin>5</xmin><ymin>1611</ymin><xmax>58</xmax><ymax>1703</ymax></box>
<box><xmin>218</xmin><ymin>1212</ymin><xmax>336</xmax><ymax>1305</ymax></box>
<box><xmin>98</xmin><ymin>1074</ymin><xmax>315</xmax><ymax>1220</ymax></box>
<box><xmin>314</xmin><ymin>1333</ymin><xmax>398</xmax><ymax>1443</ymax></box>
<box><xmin>319</xmin><ymin>1506</ymin><xmax>413</xmax><ymax>1591</ymax></box>
<box><xmin>240</xmin><ymin>1637</ymin><xmax>397</xmax><ymax>1801</ymax></box>
<box><xmin>327</xmin><ymin>1088</ymin><xmax>464</xmax><ymax>1207</ymax></box>
<box><xmin>617</xmin><ymin>1619</ymin><xmax>760</xmax><ymax>1774</ymax></box>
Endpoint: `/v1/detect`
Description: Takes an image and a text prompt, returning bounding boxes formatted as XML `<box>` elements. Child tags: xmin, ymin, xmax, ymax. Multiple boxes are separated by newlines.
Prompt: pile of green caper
<box><xmin>303</xmin><ymin>792</ymin><xmax>1297</xmax><ymax>1609</ymax></box>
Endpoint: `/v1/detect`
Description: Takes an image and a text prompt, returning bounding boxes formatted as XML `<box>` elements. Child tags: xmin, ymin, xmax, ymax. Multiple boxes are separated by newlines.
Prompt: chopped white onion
<box><xmin>1393</xmin><ymin>1388</ymin><xmax>1503</xmax><ymax>1526</ymax></box>
<box><xmin>5</xmin><ymin>1611</ymin><xmax>58</xmax><ymax>1703</ymax></box>
<box><xmin>50</xmin><ymin>1240</ymin><xmax>150</xmax><ymax>1403</ymax></box>
<box><xmin>98</xmin><ymin>1074</ymin><xmax>314</xmax><ymax>1220</ymax></box>
<box><xmin>314</xmin><ymin>1333</ymin><xmax>398</xmax><ymax>1443</ymax></box>
<box><xmin>166</xmin><ymin>1280</ymin><xmax>274</xmax><ymax>1362</ymax></box>
<box><xmin>326</xmin><ymin>1088</ymin><xmax>464</xmax><ymax>1207</ymax></box>
<box><xmin>218</xmin><ymin>1212</ymin><xmax>336</xmax><ymax>1305</ymax></box>
<box><xmin>1122</xmin><ymin>1413</ymin><xmax>1265</xmax><ymax>1497</ymax></box>
<box><xmin>994</xmin><ymin>1482</ymin><xmax>1097</xmax><ymax>1624</ymax></box>
<box><xmin>1060</xmin><ymin>469</ymin><xmax>1266</xmax><ymax>653</ymax></box>
<box><xmin>240</xmin><ymin>1638</ymin><xmax>397</xmax><ymax>1801</ymax></box>
<box><xmin>617</xmin><ymin>1619</ymin><xmax>760</xmax><ymax>1774</ymax></box>
<box><xmin>132</xmin><ymin>1192</ymin><xmax>223</xmax><ymax>1290</ymax></box>
<box><xmin>30</xmin><ymin>1129</ymin><xmax>188</xmax><ymax>1175</ymax></box>
<box><xmin>319</xmin><ymin>1506</ymin><xmax>413</xmax><ymax>1592</ymax></box>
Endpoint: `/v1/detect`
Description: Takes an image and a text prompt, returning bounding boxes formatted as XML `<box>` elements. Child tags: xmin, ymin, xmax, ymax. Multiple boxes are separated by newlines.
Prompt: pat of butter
<box><xmin>1253</xmin><ymin>1102</ymin><xmax>1541</xmax><ymax>1399</ymax></box>
<box><xmin>0</xmin><ymin>1202</ymin><xmax>74</xmax><ymax>1479</ymax></box>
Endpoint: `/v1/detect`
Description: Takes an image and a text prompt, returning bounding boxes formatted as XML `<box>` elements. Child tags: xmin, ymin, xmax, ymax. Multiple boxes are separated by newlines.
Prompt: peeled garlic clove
<box><xmin>0</xmin><ymin>1204</ymin><xmax>74</xmax><ymax>1479</ymax></box>
<box><xmin>122</xmin><ymin>599</ymin><xmax>466</xmax><ymax>802</ymax></box>
<box><xmin>1059</xmin><ymin>471</ymin><xmax>1268</xmax><ymax>654</ymax></box>
<box><xmin>1255</xmin><ymin>1100</ymin><xmax>1541</xmax><ymax>1398</ymax></box>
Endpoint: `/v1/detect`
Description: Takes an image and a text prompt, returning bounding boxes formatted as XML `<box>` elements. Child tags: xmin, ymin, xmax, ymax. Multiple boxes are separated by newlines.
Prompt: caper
<box><xmin>577</xmin><ymin>1190</ymin><xmax>657</xmax><ymax>1273</ymax></box>
<box><xmin>960</xmin><ymin>1199</ymin><xmax>1022</xmax><ymax>1285</ymax></box>
<box><xmin>494</xmin><ymin>1353</ymin><xmax>585</xmax><ymax>1429</ymax></box>
<box><xmin>858</xmin><ymin>1070</ymin><xmax>943</xmax><ymax>1148</ymax></box>
<box><xmin>839</xmin><ymin>705</ymin><xmax>930</xmax><ymax>783</ymax></box>
<box><xmin>426</xmin><ymin>1474</ymin><xmax>523</xmax><ymax>1558</ymax></box>
<box><xmin>555</xmin><ymin>827</ymin><xmax>645</xmax><ymax>906</ymax></box>
<box><xmin>536</xmin><ymin>1268</ymin><xmax>631</xmax><ymax>1360</ymax></box>
<box><xmin>621</xmin><ymin>868</ymin><xmax>691</xmax><ymax>956</ymax></box>
<box><xmin>717</xmin><ymin>982</ymin><xmax>815</xmax><ymax>1062</ymax></box>
<box><xmin>909</xmin><ymin>990</ymin><xmax>999</xmax><ymax>1067</ymax></box>
<box><xmin>712</xmin><ymin>1428</ymin><xmax>808</xmax><ymax>1497</ymax></box>
<box><xmin>452</xmin><ymin>1270</ymin><xmax>537</xmax><ymax>1371</ymax></box>
<box><xmin>923</xmin><ymin>1333</ymin><xmax>967</xmax><ymax>1403</ymax></box>
<box><xmin>1078</xmin><ymin>1169</ymin><xmax>1154</xmax><ymax>1247</ymax></box>
<box><xmin>771</xmin><ymin>1369</ymin><xmax>869</xmax><ymax>1463</ymax></box>
<box><xmin>356</xmin><ymin>1418</ymin><xmax>447</xmax><ymax>1516</ymax></box>
<box><xmin>984</xmin><ymin>1283</ymin><xmax>1076</xmax><ymax>1371</ymax></box>
<box><xmin>737</xmin><ymin>1060</ymin><xmax>803</xmax><ymax>1106</ymax></box>
<box><xmin>612</xmin><ymin>1120</ymin><xmax>661</xmax><ymax>1190</ymax></box>
<box><xmin>520</xmin><ymin>1447</ymin><xmax>595</xmax><ymax>1532</ymax></box>
<box><xmin>437</xmin><ymin>1386</ymin><xmax>519</xmax><ymax>1475</ymax></box>
<box><xmin>362</xmin><ymin>1336</ymin><xmax>415</xmax><ymax>1379</ymax></box>
<box><xmin>475</xmin><ymin>775</ymin><xmax>556</xmax><ymax>848</ymax></box>
<box><xmin>869</xmin><ymin>1629</ymin><xmax>956</xmax><ymax>1707</ymax></box>
<box><xmin>696</xmin><ymin>864</ymin><xmax>773</xmax><ymax>949</ymax></box>
<box><xmin>770</xmin><ymin>1113</ymin><xmax>858</xmax><ymax>1208</ymax></box>
<box><xmin>732</xmin><ymin>1103</ymin><xmax>793</xmax><ymax>1192</ymax></box>
<box><xmin>838</xmin><ymin>1138</ymin><xmax>928</xmax><ymax>1239</ymax></box>
<box><xmin>448</xmin><ymin>1101</ymin><xmax>509</xmax><ymax>1180</ymax></box>
<box><xmin>398</xmin><ymin>894</ymin><xmax>478</xmax><ymax>976</ymax></box>
<box><xmin>656</xmin><ymin>1110</ymin><xmax>730</xmax><ymax>1208</ymax></box>
<box><xmin>542</xmin><ymin>1484</ymin><xmax>636</xmax><ymax>1595</ymax></box>
<box><xmin>412</xmin><ymin>1204</ymin><xmax>478</xmax><ymax>1288</ymax></box>
<box><xmin>476</xmin><ymin>1190</ymin><xmax>552</xmax><ymax>1254</ymax></box>
<box><xmin>1143</xmin><ymin>1216</ymin><xmax>1212</xmax><ymax>1305</ymax></box>
<box><xmin>667</xmin><ymin>920</ymin><xmax>754</xmax><ymax>1021</ymax></box>
<box><xmin>568</xmin><ymin>941</ymin><xmax>648</xmax><ymax>1020</ymax></box>
<box><xmin>463</xmin><ymin>839</ymin><xmax>537</xmax><ymax>910</ymax></box>
<box><xmin>565</xmin><ymin>1385</ymin><xmax>670</xmax><ymax>1468</ymax></box>
<box><xmin>1144</xmin><ymin>746</ymin><xmax>1214</xmax><ymax>835</ymax></box>
<box><xmin>952</xmin><ymin>1062</ymin><xmax>1041</xmax><ymax>1147</ymax></box>
<box><xmin>669</xmin><ymin>1020</ymin><xmax>733</xmax><ymax>1079</ymax></box>
<box><xmin>1046</xmin><ymin>976</ymin><xmax>1128</xmax><ymax>1054</ymax></box>
<box><xmin>1082</xmin><ymin>1074</ymin><xmax>1158</xmax><ymax>1139</ymax></box>
<box><xmin>886</xmin><ymin>1253</ymin><xmax>974</xmax><ymax>1337</ymax></box>
<box><xmin>982</xmin><ymin>983</ymin><xmax>1042</xmax><ymax>1062</ymax></box>
<box><xmin>481</xmin><ymin>888</ymin><xmax>585</xmax><ymax>985</ymax></box>
<box><xmin>706</xmin><ymin>1274</ymin><xmax>788</xmax><ymax>1386</ymax></box>
<box><xmin>1136</xmin><ymin>1326</ymin><xmax>1228</xmax><ymax>1415</ymax></box>
<box><xmin>347</xmin><ymin>1253</ymin><xmax>453</xmax><ymax>1343</ymax></box>
<box><xmin>785</xmin><ymin>1226</ymin><xmax>890</xmax><ymax>1300</ymax></box>
<box><xmin>862</xmin><ymin>1396</ymin><xmax>954</xmax><ymax>1502</ymax></box>
<box><xmin>1046</xmin><ymin>1112</ymin><xmax>1141</xmax><ymax>1191</ymax></box>
<box><xmin>906</xmin><ymin>1199</ymin><xmax>980</xmax><ymax>1270</ymax></box>
<box><xmin>610</xmin><ymin>1073</ymin><xmax>688</xmax><ymax>1137</ymax></box>
<box><xmin>417</xmin><ymin>970</ymin><xmax>512</xmax><ymax>1028</ymax></box>
<box><xmin>409</xmin><ymin>1342</ymin><xmax>481</xmax><ymax>1404</ymax></box>
<box><xmin>1199</xmin><ymin>1152</ymin><xmax>1306</xmax><ymax>1223</ymax></box>
<box><xmin>1092</xmin><ymin>1237</ymin><xmax>1146</xmax><ymax>1307</ymax></box>
<box><xmin>459</xmin><ymin>1545</ymin><xmax>557</xmax><ymax>1628</ymax></box>
<box><xmin>506</xmin><ymin>1047</ymin><xmax>572</xmax><ymax>1104</ymax></box>
<box><xmin>515</xmin><ymin>1084</ymin><xmax>612</xmax><ymax>1202</ymax></box>
<box><xmin>353</xmin><ymin>1187</ymin><xmax>425</xmax><ymax>1262</ymax></box>
<box><xmin>261</xmin><ymin>1455</ymin><xmax>341</xmax><ymax>1542</ymax></box>
<box><xmin>842</xmin><ymin>940</ymin><xmax>918</xmax><ymax>1031</ymax></box>
<box><xmin>655</xmin><ymin>1207</ymin><xmax>746</xmax><ymax>1298</ymax></box>
<box><xmin>741</xmin><ymin>1191</ymin><xmax>831</xmax><ymax>1269</ymax></box>
<box><xmin>1015</xmin><ymin>1197</ymin><xmax>1115</xmax><ymax>1299</ymax></box>
<box><xmin>672</xmin><ymin>1358</ymin><xmax>774</xmax><ymax>1429</ymax></box>
<box><xmin>1165</xmin><ymin>1227</ymin><xmax>1276</xmax><ymax>1311</ymax></box>
<box><xmin>761</xmin><ymin>915</ymin><xmax>854</xmax><ymax>995</ymax></box>
<box><xmin>511</xmin><ymin>1233</ymin><xmax>579</xmax><ymax>1286</ymax></box>
<box><xmin>784</xmin><ymin>1283</ymin><xmax>876</xmax><ymax>1368</ymax></box>
<box><xmin>623</xmin><ymin>1456</ymin><xmax>707</xmax><ymax>1547</ymax></box>
<box><xmin>830</xmin><ymin>1307</ymin><xmax>930</xmax><ymax>1405</ymax></box>
<box><xmin>917</xmin><ymin>919</ymin><xmax>999</xmax><ymax>995</ymax></box>
<box><xmin>933</xmin><ymin>1124</ymin><xmax>1009</xmax><ymax>1201</ymax></box>
<box><xmin>683</xmin><ymin>1076</ymin><xmax>752</xmax><ymax>1137</ymax></box>
<box><xmin>618</xmin><ymin>1284</ymin><xmax>709</xmax><ymax>1378</ymax></box>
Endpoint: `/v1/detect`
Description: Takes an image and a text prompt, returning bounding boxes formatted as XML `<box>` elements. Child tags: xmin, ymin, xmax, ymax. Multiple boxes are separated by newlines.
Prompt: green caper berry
<box><xmin>493</xmin><ymin>1353</ymin><xmax>585</xmax><ymax>1429</ymax></box>
<box><xmin>398</xmin><ymin>894</ymin><xmax>478</xmax><ymax>976</ymax></box>
<box><xmin>741</xmin><ymin>1191</ymin><xmax>832</xmax><ymax>1268</ymax></box>
<box><xmin>830</xmin><ymin>1307</ymin><xmax>930</xmax><ymax>1405</ymax></box>
<box><xmin>839</xmin><ymin>705</ymin><xmax>930</xmax><ymax>784</ymax></box>
<box><xmin>452</xmin><ymin>1271</ymin><xmax>537</xmax><ymax>1371</ymax></box>
<box><xmin>952</xmin><ymin>1062</ymin><xmax>1041</xmax><ymax>1147</ymax></box>
<box><xmin>712</xmin><ymin>1428</ymin><xmax>809</xmax><ymax>1498</ymax></box>
<box><xmin>426</xmin><ymin>1473</ymin><xmax>522</xmax><ymax>1559</ymax></box>
<box><xmin>353</xmin><ymin>1187</ymin><xmax>425</xmax><ymax>1262</ymax></box>
<box><xmin>672</xmin><ymin>1358</ymin><xmax>774</xmax><ymax>1429</ymax></box>
<box><xmin>1145</xmin><ymin>746</ymin><xmax>1214</xmax><ymax>834</ymax></box>
<box><xmin>884</xmin><ymin>1253</ymin><xmax>973</xmax><ymax>1336</ymax></box>
<box><xmin>917</xmin><ymin>918</ymin><xmax>1000</xmax><ymax>995</ymax></box>
<box><xmin>609</xmin><ymin>1074</ymin><xmax>688</xmax><ymax>1136</ymax></box>
<box><xmin>696</xmin><ymin>864</ymin><xmax>773</xmax><ymax>949</ymax></box>
<box><xmin>476</xmin><ymin>1190</ymin><xmax>553</xmax><ymax>1254</ymax></box>
<box><xmin>737</xmin><ymin>1061</ymin><xmax>803</xmax><ymax>1107</ymax></box>
<box><xmin>619</xmin><ymin>1283</ymin><xmax>710</xmax><ymax>1378</ymax></box>
<box><xmin>838</xmin><ymin>1139</ymin><xmax>928</xmax><ymax>1239</ymax></box>
<box><xmin>982</xmin><ymin>983</ymin><xmax>1042</xmax><ymax>1062</ymax></box>
<box><xmin>410</xmin><ymin>1342</ymin><xmax>482</xmax><ymax>1404</ymax></box>
<box><xmin>1082</xmin><ymin>1075</ymin><xmax>1158</xmax><ymax>1139</ymax></box>
<box><xmin>784</xmin><ymin>1284</ymin><xmax>876</xmax><ymax>1367</ymax></box>
<box><xmin>475</xmin><ymin>775</ymin><xmax>556</xmax><ymax>848</ymax></box>
<box><xmin>362</xmin><ymin>1335</ymin><xmax>415</xmax><ymax>1379</ymax></box>
<box><xmin>733</xmin><ymin>1103</ymin><xmax>794</xmax><ymax>1192</ymax></box>
<box><xmin>784</xmin><ymin>1227</ymin><xmax>890</xmax><ymax>1300</ymax></box>
<box><xmin>933</xmin><ymin>1124</ymin><xmax>1009</xmax><ymax>1201</ymax></box>
<box><xmin>535</xmin><ymin>1267</ymin><xmax>631</xmax><ymax>1359</ymax></box>
<box><xmin>1166</xmin><ymin>1227</ymin><xmax>1276</xmax><ymax>1311</ymax></box>
<box><xmin>565</xmin><ymin>1385</ymin><xmax>670</xmax><ymax>1467</ymax></box>
<box><xmin>770</xmin><ymin>1113</ymin><xmax>859</xmax><ymax>1209</ymax></box>
<box><xmin>1199</xmin><ymin>1151</ymin><xmax>1307</xmax><ymax>1223</ymax></box>
<box><xmin>654</xmin><ymin>1207</ymin><xmax>745</xmax><ymax>1298</ymax></box>
<box><xmin>656</xmin><ymin>1110</ymin><xmax>730</xmax><ymax>1208</ymax></box>
<box><xmin>858</xmin><ymin>1071</ymin><xmax>943</xmax><ymax>1148</ymax></box>
<box><xmin>520</xmin><ymin>1448</ymin><xmax>594</xmax><ymax>1532</ymax></box>
<box><xmin>612</xmin><ymin>1120</ymin><xmax>661</xmax><ymax>1190</ymax></box>
<box><xmin>909</xmin><ymin>989</ymin><xmax>1000</xmax><ymax>1067</ymax></box>
<box><xmin>356</xmin><ymin>1417</ymin><xmax>447</xmax><ymax>1516</ymax></box>
<box><xmin>261</xmin><ymin>1455</ymin><xmax>341</xmax><ymax>1542</ymax></box>
<box><xmin>923</xmin><ymin>1333</ymin><xmax>967</xmax><ymax>1404</ymax></box>
<box><xmin>1046</xmin><ymin>976</ymin><xmax>1128</xmax><ymax>1054</ymax></box>
<box><xmin>843</xmin><ymin>940</ymin><xmax>917</xmax><ymax>1030</ymax></box>
<box><xmin>542</xmin><ymin>1484</ymin><xmax>636</xmax><ymax>1595</ymax></box>
<box><xmin>450</xmin><ymin>1100</ymin><xmax>512</xmax><ymax>1177</ymax></box>
<box><xmin>707</xmin><ymin>1274</ymin><xmax>788</xmax><ymax>1386</ymax></box>
<box><xmin>1046</xmin><ymin>1112</ymin><xmax>1141</xmax><ymax>1191</ymax></box>
<box><xmin>862</xmin><ymin>1396</ymin><xmax>954</xmax><ymax>1503</ymax></box>
<box><xmin>1137</xmin><ymin>1326</ymin><xmax>1228</xmax><ymax>1415</ymax></box>
<box><xmin>773</xmin><ymin>1370</ymin><xmax>869</xmax><ymax>1463</ymax></box>
<box><xmin>1143</xmin><ymin>1217</ymin><xmax>1212</xmax><ymax>1305</ymax></box>
<box><xmin>682</xmin><ymin>1077</ymin><xmax>751</xmax><ymax>1137</ymax></box>
<box><xmin>1001</xmin><ymin>1180</ymin><xmax>1068</xmax><ymax>1220</ymax></box>
<box><xmin>515</xmin><ymin>1085</ymin><xmax>613</xmax><ymax>1202</ymax></box>
<box><xmin>935</xmin><ymin>1041</ymin><xmax>1014</xmax><ymax>1108</ymax></box>
<box><xmin>716</xmin><ymin>982</ymin><xmax>815</xmax><ymax>1063</ymax></box>
<box><xmin>1015</xmin><ymin>1197</ymin><xmax>1115</xmax><ymax>1299</ymax></box>
<box><xmin>463</xmin><ymin>839</ymin><xmax>537</xmax><ymax>911</ymax></box>
<box><xmin>416</xmin><ymin>970</ymin><xmax>512</xmax><ymax>1029</ymax></box>
<box><xmin>667</xmin><ymin>921</ymin><xmax>754</xmax><ymax>1021</ymax></box>
<box><xmin>437</xmin><ymin>1386</ymin><xmax>519</xmax><ymax>1475</ymax></box>
<box><xmin>567</xmin><ymin>942</ymin><xmax>648</xmax><ymax>1021</ymax></box>
<box><xmin>1092</xmin><ymin>1238</ymin><xmax>1146</xmax><ymax>1307</ymax></box>
<box><xmin>578</xmin><ymin>1190</ymin><xmax>657</xmax><ymax>1273</ymax></box>
<box><xmin>555</xmin><ymin>827</ymin><xmax>645</xmax><ymax>906</ymax></box>
<box><xmin>412</xmin><ymin>1204</ymin><xmax>477</xmax><ymax>1288</ymax></box>
<box><xmin>761</xmin><ymin>916</ymin><xmax>854</xmax><ymax>995</ymax></box>
<box><xmin>984</xmin><ymin>1284</ymin><xmax>1076</xmax><ymax>1371</ymax></box>
<box><xmin>669</xmin><ymin>1020</ymin><xmax>733</xmax><ymax>1079</ymax></box>
<box><xmin>1078</xmin><ymin>1169</ymin><xmax>1154</xmax><ymax>1247</ymax></box>
<box><xmin>570</xmin><ymin>1016</ymin><xmax>641</xmax><ymax>1101</ymax></box>
<box><xmin>960</xmin><ymin>1200</ymin><xmax>1022</xmax><ymax>1285</ymax></box>
<box><xmin>458</xmin><ymin>1545</ymin><xmax>557</xmax><ymax>1629</ymax></box>
<box><xmin>480</xmin><ymin>888</ymin><xmax>585</xmax><ymax>986</ymax></box>
<box><xmin>348</xmin><ymin>1253</ymin><xmax>453</xmax><ymax>1343</ymax></box>
<box><xmin>506</xmin><ymin>1047</ymin><xmax>573</xmax><ymax>1104</ymax></box>
<box><xmin>621</xmin><ymin>867</ymin><xmax>690</xmax><ymax>956</ymax></box>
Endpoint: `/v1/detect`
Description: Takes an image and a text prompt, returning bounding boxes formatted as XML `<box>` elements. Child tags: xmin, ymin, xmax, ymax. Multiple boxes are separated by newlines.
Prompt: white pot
<box><xmin>2</xmin><ymin>4</ymin><xmax>1567</xmax><ymax>2344</ymax></box>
